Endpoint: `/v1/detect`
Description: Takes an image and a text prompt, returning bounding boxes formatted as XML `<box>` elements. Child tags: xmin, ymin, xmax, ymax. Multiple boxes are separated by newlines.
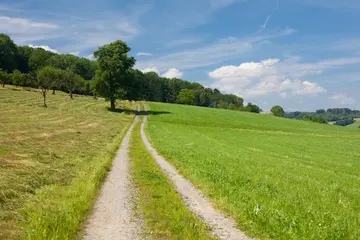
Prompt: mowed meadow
<box><xmin>0</xmin><ymin>86</ymin><xmax>136</xmax><ymax>239</ymax></box>
<box><xmin>146</xmin><ymin>102</ymin><xmax>360</xmax><ymax>239</ymax></box>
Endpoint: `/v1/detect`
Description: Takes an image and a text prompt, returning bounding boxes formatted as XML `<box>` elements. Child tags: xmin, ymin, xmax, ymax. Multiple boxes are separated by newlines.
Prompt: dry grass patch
<box><xmin>0</xmin><ymin>86</ymin><xmax>136</xmax><ymax>239</ymax></box>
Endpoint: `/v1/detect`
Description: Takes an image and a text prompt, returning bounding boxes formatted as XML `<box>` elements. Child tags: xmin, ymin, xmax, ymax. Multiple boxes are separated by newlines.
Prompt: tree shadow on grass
<box><xmin>107</xmin><ymin>107</ymin><xmax>172</xmax><ymax>116</ymax></box>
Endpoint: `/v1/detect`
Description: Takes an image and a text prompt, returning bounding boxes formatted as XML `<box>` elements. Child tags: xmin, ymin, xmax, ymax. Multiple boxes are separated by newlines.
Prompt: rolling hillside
<box><xmin>146</xmin><ymin>102</ymin><xmax>360</xmax><ymax>239</ymax></box>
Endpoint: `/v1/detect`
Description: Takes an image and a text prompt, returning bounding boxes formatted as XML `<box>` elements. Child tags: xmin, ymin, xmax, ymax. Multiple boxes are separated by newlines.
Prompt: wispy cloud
<box><xmin>210</xmin><ymin>0</ymin><xmax>240</xmax><ymax>9</ymax></box>
<box><xmin>137</xmin><ymin>28</ymin><xmax>294</xmax><ymax>72</ymax></box>
<box><xmin>167</xmin><ymin>38</ymin><xmax>204</xmax><ymax>47</ymax></box>
<box><xmin>258</xmin><ymin>0</ymin><xmax>279</xmax><ymax>32</ymax></box>
<box><xmin>136</xmin><ymin>52</ymin><xmax>153</xmax><ymax>57</ymax></box>
<box><xmin>329</xmin><ymin>93</ymin><xmax>355</xmax><ymax>105</ymax></box>
<box><xmin>0</xmin><ymin>2</ymin><xmax>143</xmax><ymax>53</ymax></box>
<box><xmin>210</xmin><ymin>0</ymin><xmax>251</xmax><ymax>10</ymax></box>
<box><xmin>0</xmin><ymin>16</ymin><xmax>58</xmax><ymax>31</ymax></box>
<box><xmin>0</xmin><ymin>15</ymin><xmax>59</xmax><ymax>44</ymax></box>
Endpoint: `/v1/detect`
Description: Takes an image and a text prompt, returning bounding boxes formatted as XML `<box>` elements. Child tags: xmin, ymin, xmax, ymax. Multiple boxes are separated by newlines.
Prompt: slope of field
<box><xmin>0</xmin><ymin>86</ymin><xmax>136</xmax><ymax>239</ymax></box>
<box><xmin>146</xmin><ymin>102</ymin><xmax>360</xmax><ymax>239</ymax></box>
<box><xmin>347</xmin><ymin>118</ymin><xmax>360</xmax><ymax>128</ymax></box>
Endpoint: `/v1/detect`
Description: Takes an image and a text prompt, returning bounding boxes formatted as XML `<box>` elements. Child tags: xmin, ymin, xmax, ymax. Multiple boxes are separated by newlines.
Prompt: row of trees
<box><xmin>270</xmin><ymin>105</ymin><xmax>328</xmax><ymax>124</ymax></box>
<box><xmin>287</xmin><ymin>108</ymin><xmax>360</xmax><ymax>126</ymax></box>
<box><xmin>335</xmin><ymin>118</ymin><xmax>355</xmax><ymax>126</ymax></box>
<box><xmin>1</xmin><ymin>33</ymin><xmax>262</xmax><ymax>113</ymax></box>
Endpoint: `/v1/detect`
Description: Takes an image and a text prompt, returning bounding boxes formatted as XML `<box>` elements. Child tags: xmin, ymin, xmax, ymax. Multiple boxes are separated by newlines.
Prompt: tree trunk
<box><xmin>70</xmin><ymin>91</ymin><xmax>73</xmax><ymax>99</ymax></box>
<box><xmin>2</xmin><ymin>83</ymin><xmax>4</xmax><ymax>87</ymax></box>
<box><xmin>43</xmin><ymin>92</ymin><xmax>47</xmax><ymax>108</ymax></box>
<box><xmin>52</xmin><ymin>89</ymin><xmax>56</xmax><ymax>94</ymax></box>
<box><xmin>110</xmin><ymin>99</ymin><xmax>115</xmax><ymax>110</ymax></box>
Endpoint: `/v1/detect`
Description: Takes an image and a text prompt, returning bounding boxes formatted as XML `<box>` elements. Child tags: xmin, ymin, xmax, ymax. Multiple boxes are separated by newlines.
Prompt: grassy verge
<box><xmin>146</xmin><ymin>102</ymin><xmax>360</xmax><ymax>239</ymax></box>
<box><xmin>130</xmin><ymin>119</ymin><xmax>215</xmax><ymax>240</ymax></box>
<box><xmin>0</xmin><ymin>86</ymin><xmax>136</xmax><ymax>239</ymax></box>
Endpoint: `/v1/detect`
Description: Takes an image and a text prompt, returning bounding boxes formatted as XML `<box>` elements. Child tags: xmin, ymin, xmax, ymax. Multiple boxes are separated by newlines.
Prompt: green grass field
<box><xmin>0</xmin><ymin>86</ymin><xmax>136</xmax><ymax>239</ymax></box>
<box><xmin>146</xmin><ymin>102</ymin><xmax>360</xmax><ymax>239</ymax></box>
<box><xmin>130</xmin><ymin>120</ymin><xmax>214</xmax><ymax>239</ymax></box>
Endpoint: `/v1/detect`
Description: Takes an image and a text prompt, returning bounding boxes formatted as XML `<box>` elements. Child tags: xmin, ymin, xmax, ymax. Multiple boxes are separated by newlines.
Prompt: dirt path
<box><xmin>140</xmin><ymin>106</ymin><xmax>252</xmax><ymax>240</ymax></box>
<box><xmin>83</xmin><ymin>106</ymin><xmax>141</xmax><ymax>240</ymax></box>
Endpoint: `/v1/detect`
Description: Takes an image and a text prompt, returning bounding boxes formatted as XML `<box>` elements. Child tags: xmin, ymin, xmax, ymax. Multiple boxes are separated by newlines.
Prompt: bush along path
<box><xmin>140</xmin><ymin>104</ymin><xmax>252</xmax><ymax>240</ymax></box>
<box><xmin>83</xmin><ymin>105</ymin><xmax>142</xmax><ymax>240</ymax></box>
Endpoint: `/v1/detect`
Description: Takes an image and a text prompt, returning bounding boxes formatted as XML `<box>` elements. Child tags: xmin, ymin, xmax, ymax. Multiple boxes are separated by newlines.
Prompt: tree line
<box><xmin>0</xmin><ymin>33</ymin><xmax>262</xmax><ymax>112</ymax></box>
<box><xmin>286</xmin><ymin>108</ymin><xmax>360</xmax><ymax>126</ymax></box>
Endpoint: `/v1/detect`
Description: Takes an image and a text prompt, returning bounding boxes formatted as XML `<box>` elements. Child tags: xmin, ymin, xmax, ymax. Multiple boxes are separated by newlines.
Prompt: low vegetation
<box><xmin>130</xmin><ymin>121</ymin><xmax>214</xmax><ymax>239</ymax></box>
<box><xmin>146</xmin><ymin>102</ymin><xmax>360</xmax><ymax>239</ymax></box>
<box><xmin>0</xmin><ymin>86</ymin><xmax>136</xmax><ymax>239</ymax></box>
<box><xmin>346</xmin><ymin>118</ymin><xmax>360</xmax><ymax>129</ymax></box>
<box><xmin>335</xmin><ymin>117</ymin><xmax>355</xmax><ymax>126</ymax></box>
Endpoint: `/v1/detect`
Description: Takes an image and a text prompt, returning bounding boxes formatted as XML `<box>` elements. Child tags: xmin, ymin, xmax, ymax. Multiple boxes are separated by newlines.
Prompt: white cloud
<box><xmin>69</xmin><ymin>51</ymin><xmax>80</xmax><ymax>56</ymax></box>
<box><xmin>0</xmin><ymin>10</ymin><xmax>140</xmax><ymax>52</ymax></box>
<box><xmin>0</xmin><ymin>16</ymin><xmax>59</xmax><ymax>44</ymax></box>
<box><xmin>142</xmin><ymin>66</ymin><xmax>160</xmax><ymax>74</ymax></box>
<box><xmin>209</xmin><ymin>59</ymin><xmax>279</xmax><ymax>79</ymax></box>
<box><xmin>86</xmin><ymin>54</ymin><xmax>95</xmax><ymax>61</ymax></box>
<box><xmin>329</xmin><ymin>93</ymin><xmax>355</xmax><ymax>105</ymax></box>
<box><xmin>207</xmin><ymin>57</ymin><xmax>359</xmax><ymax>99</ymax></box>
<box><xmin>295</xmin><ymin>81</ymin><xmax>325</xmax><ymax>95</ymax></box>
<box><xmin>28</xmin><ymin>44</ymin><xmax>59</xmax><ymax>53</ymax></box>
<box><xmin>140</xmin><ymin>66</ymin><xmax>184</xmax><ymax>79</ymax></box>
<box><xmin>136</xmin><ymin>52</ymin><xmax>153</xmax><ymax>57</ymax></box>
<box><xmin>161</xmin><ymin>68</ymin><xmax>184</xmax><ymax>78</ymax></box>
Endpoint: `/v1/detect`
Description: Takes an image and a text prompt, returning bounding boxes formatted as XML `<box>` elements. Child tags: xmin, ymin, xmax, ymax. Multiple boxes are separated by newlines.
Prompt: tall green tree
<box><xmin>28</xmin><ymin>47</ymin><xmax>54</xmax><ymax>72</ymax></box>
<box><xmin>0</xmin><ymin>34</ymin><xmax>18</xmax><ymax>72</ymax></box>
<box><xmin>73</xmin><ymin>58</ymin><xmax>98</xmax><ymax>80</ymax></box>
<box><xmin>0</xmin><ymin>69</ymin><xmax>9</xmax><ymax>87</ymax></box>
<box><xmin>37</xmin><ymin>66</ymin><xmax>59</xmax><ymax>107</ymax></box>
<box><xmin>60</xmin><ymin>68</ymin><xmax>84</xmax><ymax>99</ymax></box>
<box><xmin>93</xmin><ymin>40</ymin><xmax>135</xmax><ymax>110</ymax></box>
<box><xmin>271</xmin><ymin>105</ymin><xmax>285</xmax><ymax>117</ymax></box>
<box><xmin>177</xmin><ymin>89</ymin><xmax>196</xmax><ymax>105</ymax></box>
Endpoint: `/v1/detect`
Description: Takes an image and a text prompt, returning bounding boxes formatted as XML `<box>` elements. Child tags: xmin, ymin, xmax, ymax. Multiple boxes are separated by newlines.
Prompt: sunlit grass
<box><xmin>146</xmin><ymin>102</ymin><xmax>360</xmax><ymax>240</ymax></box>
<box><xmin>0</xmin><ymin>86</ymin><xmax>136</xmax><ymax>239</ymax></box>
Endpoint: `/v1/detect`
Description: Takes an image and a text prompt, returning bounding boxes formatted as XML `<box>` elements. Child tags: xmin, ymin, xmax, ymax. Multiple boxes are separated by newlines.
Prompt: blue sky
<box><xmin>1</xmin><ymin>0</ymin><xmax>360</xmax><ymax>111</ymax></box>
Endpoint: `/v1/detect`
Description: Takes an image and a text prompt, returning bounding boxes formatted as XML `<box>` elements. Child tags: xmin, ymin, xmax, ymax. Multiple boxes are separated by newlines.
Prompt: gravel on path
<box><xmin>83</xmin><ymin>106</ymin><xmax>141</xmax><ymax>240</ymax></box>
